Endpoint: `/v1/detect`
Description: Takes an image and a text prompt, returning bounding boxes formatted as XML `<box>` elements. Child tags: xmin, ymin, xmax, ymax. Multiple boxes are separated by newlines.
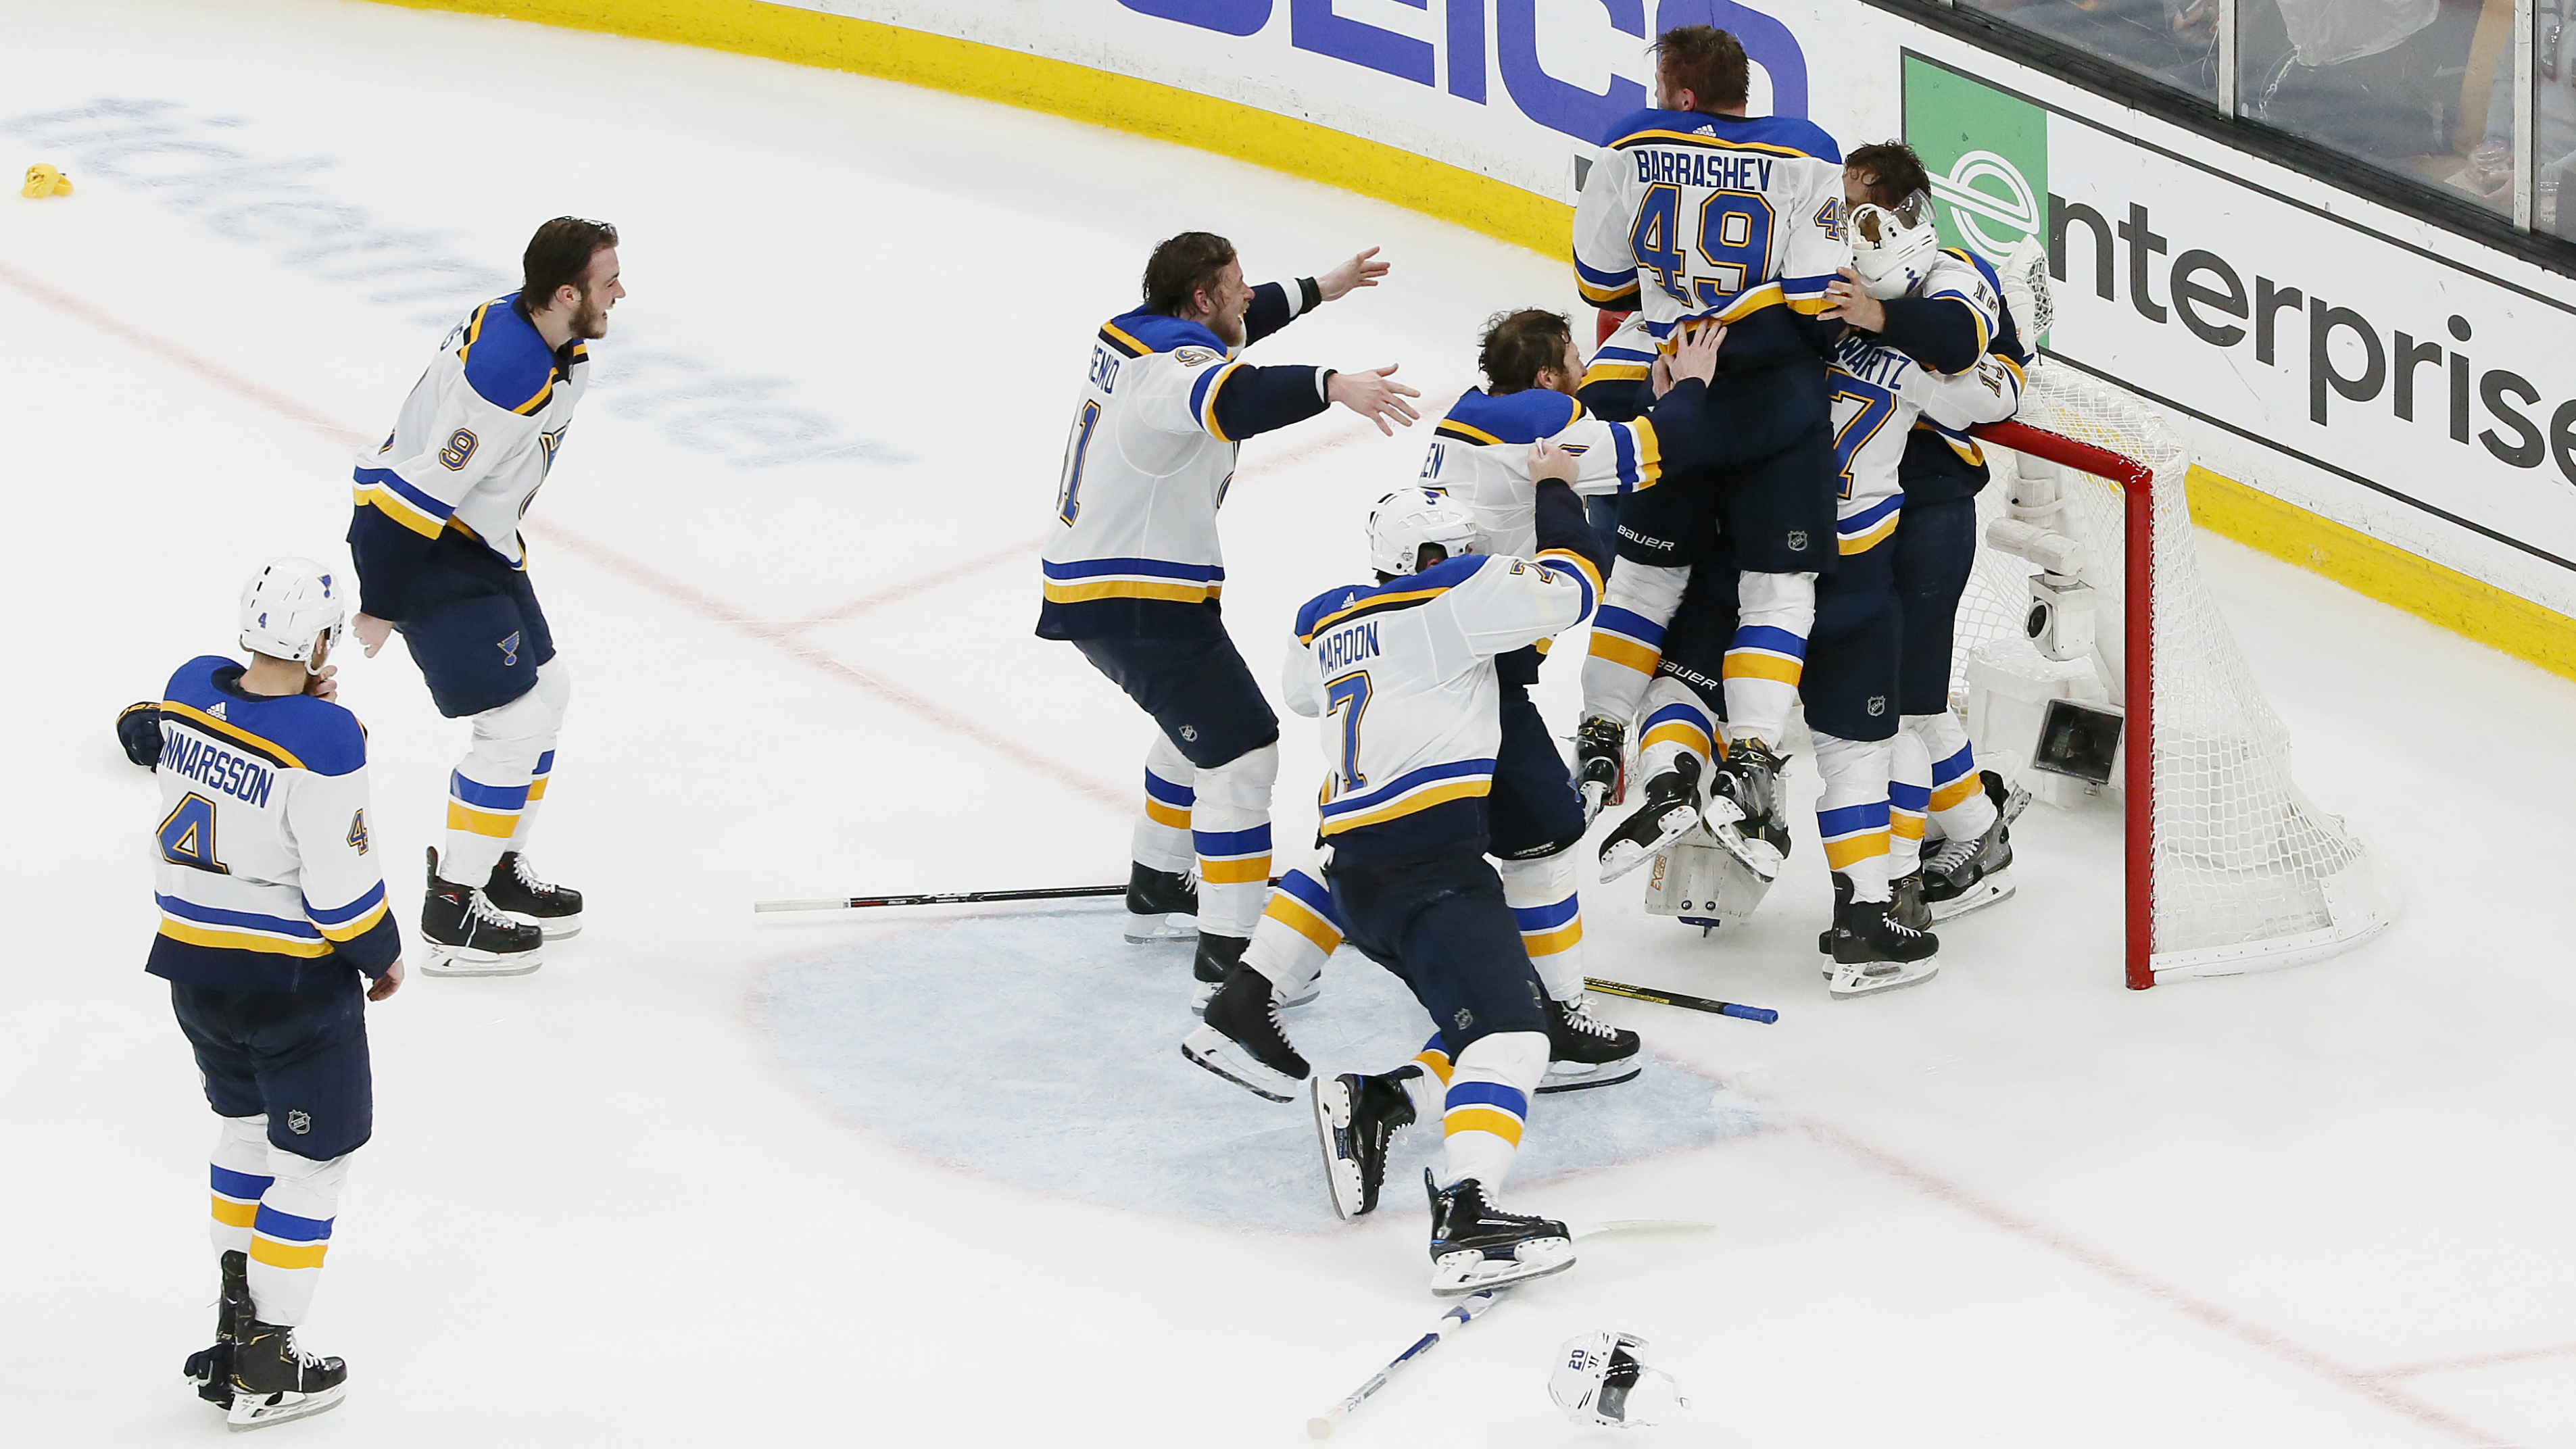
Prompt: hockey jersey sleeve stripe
<box><xmin>352</xmin><ymin>466</ymin><xmax>454</xmax><ymax>538</ymax></box>
<box><xmin>1192</xmin><ymin>361</ymin><xmax>1245</xmax><ymax>441</ymax></box>
<box><xmin>1319</xmin><ymin>758</ymin><xmax>1495</xmax><ymax>831</ymax></box>
<box><xmin>1839</xmin><ymin>510</ymin><xmax>1902</xmax><ymax>556</ymax></box>
<box><xmin>312</xmin><ymin>896</ymin><xmax>389</xmax><ymax>943</ymax></box>
<box><xmin>1574</xmin><ymin>254</ymin><xmax>1633</xmax><ymax>290</ymax></box>
<box><xmin>1582</xmin><ymin>356</ymin><xmax>1651</xmax><ymax>387</ymax></box>
<box><xmin>303</xmin><ymin>880</ymin><xmax>387</xmax><ymax>929</ymax></box>
<box><xmin>1578</xmin><ymin>274</ymin><xmax>1643</xmax><ymax>307</ymax></box>
<box><xmin>1534</xmin><ymin>549</ymin><xmax>1603</xmax><ymax>618</ymax></box>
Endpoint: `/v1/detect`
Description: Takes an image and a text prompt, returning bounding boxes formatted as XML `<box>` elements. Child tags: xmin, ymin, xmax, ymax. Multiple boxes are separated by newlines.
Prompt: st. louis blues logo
<box><xmin>498</xmin><ymin>631</ymin><xmax>522</xmax><ymax>666</ymax></box>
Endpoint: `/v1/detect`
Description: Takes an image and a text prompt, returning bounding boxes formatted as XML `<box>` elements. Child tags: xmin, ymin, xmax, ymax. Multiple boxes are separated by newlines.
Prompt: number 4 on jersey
<box><xmin>158</xmin><ymin>793</ymin><xmax>230</xmax><ymax>875</ymax></box>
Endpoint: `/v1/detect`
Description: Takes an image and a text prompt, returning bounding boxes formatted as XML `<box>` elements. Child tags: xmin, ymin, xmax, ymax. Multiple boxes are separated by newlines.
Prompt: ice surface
<box><xmin>3</xmin><ymin>1</ymin><xmax>2573</xmax><ymax>1446</ymax></box>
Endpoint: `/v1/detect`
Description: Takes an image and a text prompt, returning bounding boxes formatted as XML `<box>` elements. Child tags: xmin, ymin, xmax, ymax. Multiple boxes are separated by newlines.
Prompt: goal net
<box><xmin>1958</xmin><ymin>245</ymin><xmax>2394</xmax><ymax>985</ymax></box>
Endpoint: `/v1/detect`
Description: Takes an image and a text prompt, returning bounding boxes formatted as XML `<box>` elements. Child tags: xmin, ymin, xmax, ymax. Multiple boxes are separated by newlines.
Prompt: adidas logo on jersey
<box><xmin>208</xmin><ymin>701</ymin><xmax>228</xmax><ymax>720</ymax></box>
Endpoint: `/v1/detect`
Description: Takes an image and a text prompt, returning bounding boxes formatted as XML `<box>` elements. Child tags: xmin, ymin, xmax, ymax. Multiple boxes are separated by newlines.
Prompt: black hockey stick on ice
<box><xmin>754</xmin><ymin>885</ymin><xmax>1125</xmax><ymax>913</ymax></box>
<box><xmin>1305</xmin><ymin>1219</ymin><xmax>1710</xmax><ymax>1438</ymax></box>
<box><xmin>1585</xmin><ymin>977</ymin><xmax>1779</xmax><ymax>1024</ymax></box>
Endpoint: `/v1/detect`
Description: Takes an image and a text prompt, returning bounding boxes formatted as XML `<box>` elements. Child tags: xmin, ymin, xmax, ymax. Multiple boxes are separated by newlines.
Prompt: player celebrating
<box><xmin>346</xmin><ymin>217</ymin><xmax>617</xmax><ymax>975</ymax></box>
<box><xmin>1188</xmin><ymin>467</ymin><xmax>1603</xmax><ymax>1294</ymax></box>
<box><xmin>149</xmin><ymin>559</ymin><xmax>402</xmax><ymax>1429</ymax></box>
<box><xmin>1040</xmin><ymin>232</ymin><xmax>1416</xmax><ymax>989</ymax></box>
<box><xmin>1186</xmin><ymin>310</ymin><xmax>1643</xmax><ymax>1094</ymax></box>
<box><xmin>1570</xmin><ymin>24</ymin><xmax>1851</xmax><ymax>863</ymax></box>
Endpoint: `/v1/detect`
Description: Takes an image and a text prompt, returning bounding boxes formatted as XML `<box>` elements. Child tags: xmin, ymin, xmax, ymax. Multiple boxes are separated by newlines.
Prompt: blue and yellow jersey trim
<box><xmin>1622</xmin><ymin>416</ymin><xmax>1661</xmax><ymax>490</ymax></box>
<box><xmin>1043</xmin><ymin>556</ymin><xmax>1225</xmax><ymax>608</ymax></box>
<box><xmin>156</xmin><ymin>893</ymin><xmax>333</xmax><ymax>959</ymax></box>
<box><xmin>1575</xmin><ymin>253</ymin><xmax>1641</xmax><ymax>307</ymax></box>
<box><xmin>1607</xmin><ymin>128</ymin><xmax>1822</xmax><ymax>162</ymax></box>
<box><xmin>351</xmin><ymin>465</ymin><xmax>454</xmax><ymax>540</ymax></box>
<box><xmin>1838</xmin><ymin>493</ymin><xmax>1904</xmax><ymax>555</ymax></box>
<box><xmin>1533</xmin><ymin>548</ymin><xmax>1602</xmax><ymax>619</ymax></box>
<box><xmin>304</xmin><ymin>882</ymin><xmax>389</xmax><ymax>943</ymax></box>
<box><xmin>160</xmin><ymin>658</ymin><xmax>366</xmax><ymax>775</ymax></box>
<box><xmin>1580</xmin><ymin>345</ymin><xmax>1656</xmax><ymax>387</ymax></box>
<box><xmin>1436</xmin><ymin>387</ymin><xmax>1583</xmax><ymax>448</ymax></box>
<box><xmin>1915</xmin><ymin>417</ymin><xmax>1987</xmax><ymax>468</ymax></box>
<box><xmin>1190</xmin><ymin>360</ymin><xmax>1248</xmax><ymax>442</ymax></box>
<box><xmin>456</xmin><ymin>293</ymin><xmax>573</xmax><ymax>414</ymax></box>
<box><xmin>1096</xmin><ymin>310</ymin><xmax>1230</xmax><ymax>359</ymax></box>
<box><xmin>1318</xmin><ymin>758</ymin><xmax>1494</xmax><ymax>834</ymax></box>
<box><xmin>1296</xmin><ymin>579</ymin><xmax>1452</xmax><ymax>645</ymax></box>
<box><xmin>159</xmin><ymin>700</ymin><xmax>306</xmax><ymax>773</ymax></box>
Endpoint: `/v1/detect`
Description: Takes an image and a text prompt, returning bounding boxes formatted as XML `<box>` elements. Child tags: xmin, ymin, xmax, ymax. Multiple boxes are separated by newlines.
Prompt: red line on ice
<box><xmin>0</xmin><ymin>260</ymin><xmax>1123</xmax><ymax>812</ymax></box>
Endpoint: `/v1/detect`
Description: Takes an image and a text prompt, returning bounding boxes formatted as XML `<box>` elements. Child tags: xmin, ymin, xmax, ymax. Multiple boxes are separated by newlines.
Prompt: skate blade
<box><xmin>1699</xmin><ymin>801</ymin><xmax>1784</xmax><ymax>882</ymax></box>
<box><xmin>1123</xmin><ymin>912</ymin><xmax>1199</xmax><ymax>944</ymax></box>
<box><xmin>227</xmin><ymin>1383</ymin><xmax>345</xmax><ymax>1431</ymax></box>
<box><xmin>1538</xmin><ymin>1057</ymin><xmax>1641</xmax><ymax>1094</ymax></box>
<box><xmin>1926</xmin><ymin>876</ymin><xmax>2015</xmax><ymax>923</ymax></box>
<box><xmin>418</xmin><ymin>944</ymin><xmax>545</xmax><ymax>978</ymax></box>
<box><xmin>1180</xmin><ymin>1027</ymin><xmax>1301</xmax><ymax>1104</ymax></box>
<box><xmin>1312</xmin><ymin>1077</ymin><xmax>1369</xmax><ymax>1221</ymax></box>
<box><xmin>1431</xmin><ymin>1237</ymin><xmax>1576</xmax><ymax>1296</ymax></box>
<box><xmin>1828</xmin><ymin>956</ymin><xmax>1940</xmax><ymax>999</ymax></box>
<box><xmin>1599</xmin><ymin>805</ymin><xmax>1701</xmax><ymax>883</ymax></box>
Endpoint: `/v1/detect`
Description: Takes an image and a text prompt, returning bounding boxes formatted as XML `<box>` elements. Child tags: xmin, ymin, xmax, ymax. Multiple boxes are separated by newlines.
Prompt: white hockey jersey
<box><xmin>1574</xmin><ymin>107</ymin><xmax>1850</xmax><ymax>380</ymax></box>
<box><xmin>1286</xmin><ymin>549</ymin><xmax>1600</xmax><ymax>857</ymax></box>
<box><xmin>1040</xmin><ymin>298</ymin><xmax>1339</xmax><ymax>635</ymax></box>
<box><xmin>1419</xmin><ymin>387</ymin><xmax>1659</xmax><ymax>558</ymax></box>
<box><xmin>1827</xmin><ymin>253</ymin><xmax>2024</xmax><ymax>554</ymax></box>
<box><xmin>146</xmin><ymin>656</ymin><xmax>399</xmax><ymax>993</ymax></box>
<box><xmin>351</xmin><ymin>294</ymin><xmax>587</xmax><ymax>614</ymax></box>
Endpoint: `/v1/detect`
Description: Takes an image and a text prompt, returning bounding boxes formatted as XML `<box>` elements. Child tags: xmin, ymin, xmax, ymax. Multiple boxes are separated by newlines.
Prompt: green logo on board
<box><xmin>1903</xmin><ymin>56</ymin><xmax>2047</xmax><ymax>268</ymax></box>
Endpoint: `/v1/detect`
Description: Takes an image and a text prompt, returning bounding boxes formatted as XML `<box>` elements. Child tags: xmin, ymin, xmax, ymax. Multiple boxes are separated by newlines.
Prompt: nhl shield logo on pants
<box><xmin>497</xmin><ymin>631</ymin><xmax>521</xmax><ymax>666</ymax></box>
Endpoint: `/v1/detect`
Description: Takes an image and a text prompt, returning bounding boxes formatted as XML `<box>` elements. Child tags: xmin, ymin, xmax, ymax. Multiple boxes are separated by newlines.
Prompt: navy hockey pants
<box><xmin>397</xmin><ymin>535</ymin><xmax>556</xmax><ymax>720</ymax></box>
<box><xmin>172</xmin><ymin>981</ymin><xmax>374</xmax><ymax>1161</ymax></box>
<box><xmin>1326</xmin><ymin>842</ymin><xmax>1550</xmax><ymax>1050</ymax></box>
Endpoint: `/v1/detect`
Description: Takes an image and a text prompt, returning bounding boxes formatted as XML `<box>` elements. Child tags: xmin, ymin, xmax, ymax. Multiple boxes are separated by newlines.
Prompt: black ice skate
<box><xmin>1189</xmin><ymin>931</ymin><xmax>1318</xmax><ymax>1012</ymax></box>
<box><xmin>419</xmin><ymin>848</ymin><xmax>544</xmax><ymax>977</ymax></box>
<box><xmin>1597</xmin><ymin>754</ymin><xmax>1704</xmax><ymax>883</ymax></box>
<box><xmin>1123</xmin><ymin>861</ymin><xmax>1200</xmax><ymax>943</ymax></box>
<box><xmin>222</xmin><ymin>1258</ymin><xmax>347</xmax><ymax>1431</ymax></box>
<box><xmin>1889</xmin><ymin>870</ymin><xmax>1933</xmax><ymax>933</ymax></box>
<box><xmin>1713</xmin><ymin>737</ymin><xmax>1795</xmax><ymax>858</ymax></box>
<box><xmin>485</xmin><ymin>850</ymin><xmax>583</xmax><ymax>939</ymax></box>
<box><xmin>1922</xmin><ymin>772</ymin><xmax>2016</xmax><ymax>922</ymax></box>
<box><xmin>1818</xmin><ymin>873</ymin><xmax>1940</xmax><ymax>998</ymax></box>
<box><xmin>1183</xmin><ymin>961</ymin><xmax>1311</xmax><ymax>1102</ymax></box>
<box><xmin>1425</xmin><ymin>1170</ymin><xmax>1576</xmax><ymax>1296</ymax></box>
<box><xmin>1539</xmin><ymin>994</ymin><xmax>1641</xmax><ymax>1094</ymax></box>
<box><xmin>181</xmin><ymin>1250</ymin><xmax>248</xmax><ymax>1408</ymax></box>
<box><xmin>1574</xmin><ymin>715</ymin><xmax>1626</xmax><ymax>822</ymax></box>
<box><xmin>1313</xmin><ymin>1069</ymin><xmax>1418</xmax><ymax>1219</ymax></box>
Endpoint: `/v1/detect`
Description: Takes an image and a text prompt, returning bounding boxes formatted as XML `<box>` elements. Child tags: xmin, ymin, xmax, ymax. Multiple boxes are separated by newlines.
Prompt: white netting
<box><xmin>1958</xmin><ymin>361</ymin><xmax>2394</xmax><ymax>978</ymax></box>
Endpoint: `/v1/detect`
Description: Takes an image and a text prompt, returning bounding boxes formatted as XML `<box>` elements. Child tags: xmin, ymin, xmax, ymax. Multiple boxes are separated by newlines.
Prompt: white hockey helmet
<box><xmin>1848</xmin><ymin>189</ymin><xmax>1943</xmax><ymax>301</ymax></box>
<box><xmin>239</xmin><ymin>556</ymin><xmax>346</xmax><ymax>672</ymax></box>
<box><xmin>1366</xmin><ymin>487</ymin><xmax>1478</xmax><ymax>578</ymax></box>
<box><xmin>1549</xmin><ymin>1330</ymin><xmax>1688</xmax><ymax>1429</ymax></box>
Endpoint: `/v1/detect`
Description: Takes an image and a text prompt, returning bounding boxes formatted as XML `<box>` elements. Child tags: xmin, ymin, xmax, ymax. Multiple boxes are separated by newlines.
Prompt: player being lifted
<box><xmin>145</xmin><ymin>560</ymin><xmax>403</xmax><ymax>1429</ymax></box>
<box><xmin>1186</xmin><ymin>310</ymin><xmax>1643</xmax><ymax>1095</ymax></box>
<box><xmin>1039</xmin><ymin>232</ymin><xmax>1417</xmax><ymax>991</ymax></box>
<box><xmin>1572</xmin><ymin>24</ymin><xmax>1851</xmax><ymax>870</ymax></box>
<box><xmin>1196</xmin><ymin>472</ymin><xmax>1605</xmax><ymax>1293</ymax></box>
<box><xmin>1835</xmin><ymin>144</ymin><xmax>2027</xmax><ymax>919</ymax></box>
<box><xmin>347</xmin><ymin>217</ymin><xmax>617</xmax><ymax>975</ymax></box>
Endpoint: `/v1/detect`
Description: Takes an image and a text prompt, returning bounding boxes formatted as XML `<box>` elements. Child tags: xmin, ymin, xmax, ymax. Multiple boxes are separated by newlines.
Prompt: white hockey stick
<box><xmin>1305</xmin><ymin>1219</ymin><xmax>1711</xmax><ymax>1437</ymax></box>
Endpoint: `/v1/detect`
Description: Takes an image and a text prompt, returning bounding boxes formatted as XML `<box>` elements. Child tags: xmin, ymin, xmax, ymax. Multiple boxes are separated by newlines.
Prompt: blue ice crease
<box><xmin>759</xmin><ymin>906</ymin><xmax>1770</xmax><ymax>1231</ymax></box>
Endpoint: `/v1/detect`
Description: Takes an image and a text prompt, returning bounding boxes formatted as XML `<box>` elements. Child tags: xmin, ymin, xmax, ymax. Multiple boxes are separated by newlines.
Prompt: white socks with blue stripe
<box><xmin>1189</xmin><ymin>740</ymin><xmax>1278</xmax><ymax>938</ymax></box>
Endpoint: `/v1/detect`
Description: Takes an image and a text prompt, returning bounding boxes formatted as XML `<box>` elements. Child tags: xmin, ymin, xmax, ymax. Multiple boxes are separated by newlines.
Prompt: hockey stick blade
<box><xmin>1584</xmin><ymin>977</ymin><xmax>1779</xmax><ymax>1024</ymax></box>
<box><xmin>754</xmin><ymin>885</ymin><xmax>1124</xmax><ymax>913</ymax></box>
<box><xmin>1307</xmin><ymin>1291</ymin><xmax>1505</xmax><ymax>1439</ymax></box>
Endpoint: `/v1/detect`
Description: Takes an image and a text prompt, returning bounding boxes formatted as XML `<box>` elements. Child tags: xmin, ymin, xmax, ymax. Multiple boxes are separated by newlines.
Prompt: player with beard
<box><xmin>346</xmin><ymin>217</ymin><xmax>620</xmax><ymax>975</ymax></box>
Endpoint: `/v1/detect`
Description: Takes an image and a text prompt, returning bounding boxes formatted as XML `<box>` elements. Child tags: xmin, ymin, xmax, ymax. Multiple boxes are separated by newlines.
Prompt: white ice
<box><xmin>3</xmin><ymin>1</ymin><xmax>2573</xmax><ymax>1444</ymax></box>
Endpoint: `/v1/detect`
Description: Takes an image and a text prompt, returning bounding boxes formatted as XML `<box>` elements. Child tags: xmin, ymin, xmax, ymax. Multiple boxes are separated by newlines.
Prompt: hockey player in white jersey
<box><xmin>1186</xmin><ymin>468</ymin><xmax>1603</xmax><ymax>1294</ymax></box>
<box><xmin>1832</xmin><ymin>143</ymin><xmax>2031</xmax><ymax>923</ymax></box>
<box><xmin>1188</xmin><ymin>310</ymin><xmax>1643</xmax><ymax>1094</ymax></box>
<box><xmin>1571</xmin><ymin>25</ymin><xmax>1853</xmax><ymax>862</ymax></box>
<box><xmin>1039</xmin><ymin>231</ymin><xmax>1416</xmax><ymax>993</ymax></box>
<box><xmin>347</xmin><ymin>217</ymin><xmax>615</xmax><ymax>975</ymax></box>
<box><xmin>147</xmin><ymin>559</ymin><xmax>402</xmax><ymax>1429</ymax></box>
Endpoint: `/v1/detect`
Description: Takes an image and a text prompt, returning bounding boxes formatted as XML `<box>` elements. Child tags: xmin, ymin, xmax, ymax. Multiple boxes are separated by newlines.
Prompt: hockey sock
<box><xmin>1888</xmin><ymin>726</ymin><xmax>1931</xmax><ymax>877</ymax></box>
<box><xmin>502</xmin><ymin>662</ymin><xmax>571</xmax><ymax>856</ymax></box>
<box><xmin>1244</xmin><ymin>868</ymin><xmax>1342</xmax><ymax>996</ymax></box>
<box><xmin>1722</xmin><ymin>571</ymin><xmax>1817</xmax><ymax>746</ymax></box>
<box><xmin>1814</xmin><ymin>732</ymin><xmax>1895</xmax><ymax>904</ymax></box>
<box><xmin>1494</xmin><ymin>849</ymin><xmax>1586</xmax><ymax>1002</ymax></box>
<box><xmin>1581</xmin><ymin>562</ymin><xmax>1689</xmax><ymax>730</ymax></box>
<box><xmin>247</xmin><ymin>1149</ymin><xmax>349</xmax><ymax>1328</ymax></box>
<box><xmin>1394</xmin><ymin>1035</ymin><xmax>1451</xmax><ymax>1123</ymax></box>
<box><xmin>209</xmin><ymin>1116</ymin><xmax>272</xmax><ymax>1256</ymax></box>
<box><xmin>443</xmin><ymin>664</ymin><xmax>568</xmax><ymax>885</ymax></box>
<box><xmin>1134</xmin><ymin>735</ymin><xmax>1196</xmax><ymax>877</ymax></box>
<box><xmin>1189</xmin><ymin>740</ymin><xmax>1278</xmax><ymax>938</ymax></box>
<box><xmin>1438</xmin><ymin>1031</ymin><xmax>1548</xmax><ymax>1191</ymax></box>
<box><xmin>1634</xmin><ymin>675</ymin><xmax>1720</xmax><ymax>786</ymax></box>
<box><xmin>1910</xmin><ymin>711</ymin><xmax>1998</xmax><ymax>842</ymax></box>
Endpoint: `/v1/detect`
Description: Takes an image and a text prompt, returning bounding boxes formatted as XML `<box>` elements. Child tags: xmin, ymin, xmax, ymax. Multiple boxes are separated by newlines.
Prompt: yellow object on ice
<box><xmin>21</xmin><ymin>164</ymin><xmax>72</xmax><ymax>197</ymax></box>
